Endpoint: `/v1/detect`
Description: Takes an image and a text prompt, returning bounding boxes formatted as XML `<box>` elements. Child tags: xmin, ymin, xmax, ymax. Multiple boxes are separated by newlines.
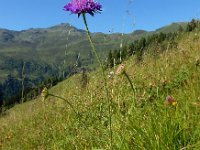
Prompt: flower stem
<box><xmin>82</xmin><ymin>14</ymin><xmax>103</xmax><ymax>68</ymax></box>
<box><xmin>48</xmin><ymin>93</ymin><xmax>78</xmax><ymax>115</ymax></box>
<box><xmin>123</xmin><ymin>72</ymin><xmax>136</xmax><ymax>107</ymax></box>
<box><xmin>82</xmin><ymin>13</ymin><xmax>113</xmax><ymax>149</ymax></box>
<box><xmin>123</xmin><ymin>72</ymin><xmax>135</xmax><ymax>94</ymax></box>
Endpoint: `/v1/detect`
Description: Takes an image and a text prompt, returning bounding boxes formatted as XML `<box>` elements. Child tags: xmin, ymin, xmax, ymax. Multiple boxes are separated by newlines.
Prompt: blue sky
<box><xmin>0</xmin><ymin>0</ymin><xmax>200</xmax><ymax>33</ymax></box>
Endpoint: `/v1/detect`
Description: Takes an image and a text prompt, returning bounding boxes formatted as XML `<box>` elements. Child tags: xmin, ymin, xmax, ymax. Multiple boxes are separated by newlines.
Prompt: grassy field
<box><xmin>0</xmin><ymin>30</ymin><xmax>200</xmax><ymax>149</ymax></box>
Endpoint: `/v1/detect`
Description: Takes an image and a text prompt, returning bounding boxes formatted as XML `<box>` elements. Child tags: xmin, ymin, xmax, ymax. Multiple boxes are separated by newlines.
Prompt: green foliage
<box><xmin>106</xmin><ymin>30</ymin><xmax>179</xmax><ymax>67</ymax></box>
<box><xmin>155</xmin><ymin>22</ymin><xmax>187</xmax><ymax>33</ymax></box>
<box><xmin>186</xmin><ymin>19</ymin><xmax>200</xmax><ymax>32</ymax></box>
<box><xmin>107</xmin><ymin>50</ymin><xmax>114</xmax><ymax>68</ymax></box>
<box><xmin>121</xmin><ymin>46</ymin><xmax>128</xmax><ymax>60</ymax></box>
<box><xmin>2</xmin><ymin>75</ymin><xmax>21</xmax><ymax>105</ymax></box>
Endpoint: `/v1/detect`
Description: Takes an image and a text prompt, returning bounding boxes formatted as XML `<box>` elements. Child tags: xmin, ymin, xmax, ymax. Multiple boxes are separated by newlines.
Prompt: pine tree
<box><xmin>121</xmin><ymin>46</ymin><xmax>128</xmax><ymax>60</ymax></box>
<box><xmin>107</xmin><ymin>50</ymin><xmax>114</xmax><ymax>68</ymax></box>
<box><xmin>113</xmin><ymin>50</ymin><xmax>120</xmax><ymax>65</ymax></box>
<box><xmin>186</xmin><ymin>19</ymin><xmax>197</xmax><ymax>32</ymax></box>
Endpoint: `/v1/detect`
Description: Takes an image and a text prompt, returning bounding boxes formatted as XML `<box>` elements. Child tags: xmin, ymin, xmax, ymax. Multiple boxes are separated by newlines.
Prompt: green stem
<box><xmin>82</xmin><ymin>14</ymin><xmax>103</xmax><ymax>70</ymax></box>
<box><xmin>82</xmin><ymin>13</ymin><xmax>113</xmax><ymax>149</ymax></box>
<box><xmin>123</xmin><ymin>72</ymin><xmax>136</xmax><ymax>107</ymax></box>
<box><xmin>49</xmin><ymin>93</ymin><xmax>78</xmax><ymax>115</ymax></box>
<box><xmin>48</xmin><ymin>93</ymin><xmax>98</xmax><ymax>142</ymax></box>
<box><xmin>123</xmin><ymin>72</ymin><xmax>135</xmax><ymax>95</ymax></box>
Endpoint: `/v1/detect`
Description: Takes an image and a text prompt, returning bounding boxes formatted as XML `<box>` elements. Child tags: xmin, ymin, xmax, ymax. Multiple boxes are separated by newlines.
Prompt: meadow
<box><xmin>0</xmin><ymin>24</ymin><xmax>200</xmax><ymax>149</ymax></box>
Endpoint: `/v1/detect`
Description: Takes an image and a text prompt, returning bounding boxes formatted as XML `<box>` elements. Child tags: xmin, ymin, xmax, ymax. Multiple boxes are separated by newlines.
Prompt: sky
<box><xmin>0</xmin><ymin>0</ymin><xmax>200</xmax><ymax>33</ymax></box>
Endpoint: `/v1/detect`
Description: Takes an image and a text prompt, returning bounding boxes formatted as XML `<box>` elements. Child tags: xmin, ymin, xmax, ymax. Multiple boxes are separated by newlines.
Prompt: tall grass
<box><xmin>0</xmin><ymin>30</ymin><xmax>200</xmax><ymax>149</ymax></box>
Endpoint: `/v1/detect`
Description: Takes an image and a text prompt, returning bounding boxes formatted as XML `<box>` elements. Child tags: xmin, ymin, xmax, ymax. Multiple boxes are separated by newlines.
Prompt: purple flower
<box><xmin>165</xmin><ymin>95</ymin><xmax>177</xmax><ymax>106</ymax></box>
<box><xmin>64</xmin><ymin>0</ymin><xmax>102</xmax><ymax>17</ymax></box>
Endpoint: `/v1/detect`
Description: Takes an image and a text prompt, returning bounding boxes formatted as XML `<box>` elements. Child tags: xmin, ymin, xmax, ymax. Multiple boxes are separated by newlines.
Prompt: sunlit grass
<box><xmin>0</xmin><ymin>30</ymin><xmax>200</xmax><ymax>149</ymax></box>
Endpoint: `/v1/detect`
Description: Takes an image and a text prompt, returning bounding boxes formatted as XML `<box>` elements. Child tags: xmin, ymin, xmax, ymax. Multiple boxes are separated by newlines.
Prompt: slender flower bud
<box><xmin>115</xmin><ymin>64</ymin><xmax>126</xmax><ymax>75</ymax></box>
<box><xmin>41</xmin><ymin>87</ymin><xmax>48</xmax><ymax>101</ymax></box>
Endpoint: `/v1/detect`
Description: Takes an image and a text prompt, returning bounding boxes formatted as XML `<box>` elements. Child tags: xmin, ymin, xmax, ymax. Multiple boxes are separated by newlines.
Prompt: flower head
<box><xmin>64</xmin><ymin>0</ymin><xmax>102</xmax><ymax>17</ymax></box>
<box><xmin>165</xmin><ymin>95</ymin><xmax>177</xmax><ymax>106</ymax></box>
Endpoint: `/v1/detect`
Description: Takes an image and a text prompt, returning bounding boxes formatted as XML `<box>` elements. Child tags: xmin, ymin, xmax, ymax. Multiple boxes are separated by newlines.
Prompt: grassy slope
<box><xmin>0</xmin><ymin>30</ymin><xmax>200</xmax><ymax>149</ymax></box>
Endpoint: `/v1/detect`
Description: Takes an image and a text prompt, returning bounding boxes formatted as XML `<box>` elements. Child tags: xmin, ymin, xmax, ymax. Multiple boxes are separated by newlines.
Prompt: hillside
<box><xmin>0</xmin><ymin>22</ymin><xmax>199</xmax><ymax>149</ymax></box>
<box><xmin>0</xmin><ymin>23</ymin><xmax>122</xmax><ymax>81</ymax></box>
<box><xmin>0</xmin><ymin>22</ymin><xmax>186</xmax><ymax>80</ymax></box>
<box><xmin>0</xmin><ymin>22</ymin><xmax>185</xmax><ymax>81</ymax></box>
<box><xmin>0</xmin><ymin>23</ymin><xmax>137</xmax><ymax>67</ymax></box>
<box><xmin>0</xmin><ymin>22</ymin><xmax>186</xmax><ymax>107</ymax></box>
<box><xmin>0</xmin><ymin>23</ymin><xmax>136</xmax><ymax>106</ymax></box>
<box><xmin>155</xmin><ymin>22</ymin><xmax>187</xmax><ymax>33</ymax></box>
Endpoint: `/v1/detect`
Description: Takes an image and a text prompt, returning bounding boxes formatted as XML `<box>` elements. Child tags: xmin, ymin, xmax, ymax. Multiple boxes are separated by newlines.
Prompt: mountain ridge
<box><xmin>0</xmin><ymin>21</ymin><xmax>186</xmax><ymax>83</ymax></box>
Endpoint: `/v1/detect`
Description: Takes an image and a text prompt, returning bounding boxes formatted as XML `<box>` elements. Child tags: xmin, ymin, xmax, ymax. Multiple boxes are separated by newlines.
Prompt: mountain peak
<box><xmin>155</xmin><ymin>22</ymin><xmax>187</xmax><ymax>33</ymax></box>
<box><xmin>46</xmin><ymin>23</ymin><xmax>86</xmax><ymax>33</ymax></box>
<box><xmin>132</xmin><ymin>30</ymin><xmax>147</xmax><ymax>35</ymax></box>
<box><xmin>48</xmin><ymin>23</ymin><xmax>71</xmax><ymax>29</ymax></box>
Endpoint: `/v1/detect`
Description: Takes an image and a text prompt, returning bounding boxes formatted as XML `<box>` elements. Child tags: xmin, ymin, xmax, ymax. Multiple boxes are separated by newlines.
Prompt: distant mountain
<box><xmin>132</xmin><ymin>30</ymin><xmax>148</xmax><ymax>35</ymax></box>
<box><xmin>0</xmin><ymin>23</ymin><xmax>123</xmax><ymax>65</ymax></box>
<box><xmin>0</xmin><ymin>22</ymin><xmax>186</xmax><ymax>82</ymax></box>
<box><xmin>155</xmin><ymin>22</ymin><xmax>187</xmax><ymax>33</ymax></box>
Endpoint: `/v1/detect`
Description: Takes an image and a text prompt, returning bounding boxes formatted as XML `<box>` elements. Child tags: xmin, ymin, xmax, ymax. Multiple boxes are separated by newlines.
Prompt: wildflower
<box><xmin>63</xmin><ymin>0</ymin><xmax>102</xmax><ymax>17</ymax></box>
<box><xmin>115</xmin><ymin>64</ymin><xmax>125</xmax><ymax>75</ymax></box>
<box><xmin>165</xmin><ymin>95</ymin><xmax>177</xmax><ymax>106</ymax></box>
<box><xmin>41</xmin><ymin>87</ymin><xmax>48</xmax><ymax>101</ymax></box>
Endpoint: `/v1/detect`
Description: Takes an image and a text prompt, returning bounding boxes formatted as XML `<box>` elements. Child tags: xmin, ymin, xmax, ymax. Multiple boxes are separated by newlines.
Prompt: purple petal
<box><xmin>63</xmin><ymin>0</ymin><xmax>102</xmax><ymax>16</ymax></box>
